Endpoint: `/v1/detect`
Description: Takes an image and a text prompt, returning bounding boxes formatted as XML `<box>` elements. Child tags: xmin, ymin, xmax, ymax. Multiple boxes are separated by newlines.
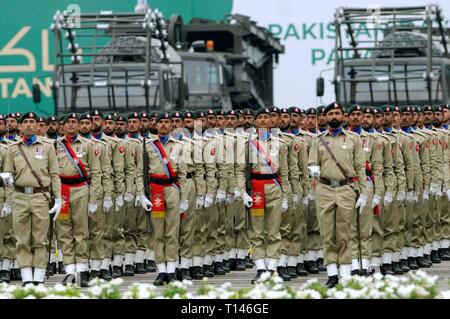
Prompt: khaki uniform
<box><xmin>179</xmin><ymin>133</ymin><xmax>204</xmax><ymax>269</ymax></box>
<box><xmin>95</xmin><ymin>133</ymin><xmax>125</xmax><ymax>271</ymax></box>
<box><xmin>136</xmin><ymin>135</ymin><xmax>187</xmax><ymax>273</ymax></box>
<box><xmin>55</xmin><ymin>135</ymin><xmax>101</xmax><ymax>274</ymax></box>
<box><xmin>308</xmin><ymin>129</ymin><xmax>369</xmax><ymax>275</ymax></box>
<box><xmin>4</xmin><ymin>137</ymin><xmax>61</xmax><ymax>273</ymax></box>
<box><xmin>237</xmin><ymin>132</ymin><xmax>289</xmax><ymax>271</ymax></box>
<box><xmin>432</xmin><ymin>128</ymin><xmax>446</xmax><ymax>251</ymax></box>
<box><xmin>442</xmin><ymin>131</ymin><xmax>450</xmax><ymax>242</ymax></box>
<box><xmin>350</xmin><ymin>130</ymin><xmax>383</xmax><ymax>270</ymax></box>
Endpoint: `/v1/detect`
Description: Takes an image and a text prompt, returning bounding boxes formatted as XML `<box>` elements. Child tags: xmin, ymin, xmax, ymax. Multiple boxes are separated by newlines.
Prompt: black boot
<box><xmin>392</xmin><ymin>262</ymin><xmax>403</xmax><ymax>275</ymax></box>
<box><xmin>180</xmin><ymin>269</ymin><xmax>192</xmax><ymax>281</ymax></box>
<box><xmin>79</xmin><ymin>272</ymin><xmax>89</xmax><ymax>287</ymax></box>
<box><xmin>351</xmin><ymin>269</ymin><xmax>360</xmax><ymax>276</ymax></box>
<box><xmin>440</xmin><ymin>248</ymin><xmax>450</xmax><ymax>261</ymax></box>
<box><xmin>22</xmin><ymin>282</ymin><xmax>33</xmax><ymax>287</ymax></box>
<box><xmin>202</xmin><ymin>265</ymin><xmax>214</xmax><ymax>277</ymax></box>
<box><xmin>235</xmin><ymin>259</ymin><xmax>246</xmax><ymax>271</ymax></box>
<box><xmin>192</xmin><ymin>266</ymin><xmax>204</xmax><ymax>280</ymax></box>
<box><xmin>400</xmin><ymin>259</ymin><xmax>410</xmax><ymax>272</ymax></box>
<box><xmin>317</xmin><ymin>258</ymin><xmax>326</xmax><ymax>272</ymax></box>
<box><xmin>145</xmin><ymin>260</ymin><xmax>156</xmax><ymax>273</ymax></box>
<box><xmin>423</xmin><ymin>254</ymin><xmax>433</xmax><ymax>266</ymax></box>
<box><xmin>89</xmin><ymin>270</ymin><xmax>100</xmax><ymax>281</ymax></box>
<box><xmin>51</xmin><ymin>262</ymin><xmax>57</xmax><ymax>275</ymax></box>
<box><xmin>13</xmin><ymin>269</ymin><xmax>21</xmax><ymax>281</ymax></box>
<box><xmin>175</xmin><ymin>268</ymin><xmax>181</xmax><ymax>281</ymax></box>
<box><xmin>213</xmin><ymin>262</ymin><xmax>226</xmax><ymax>275</ymax></box>
<box><xmin>222</xmin><ymin>260</ymin><xmax>230</xmax><ymax>273</ymax></box>
<box><xmin>123</xmin><ymin>265</ymin><xmax>135</xmax><ymax>276</ymax></box>
<box><xmin>360</xmin><ymin>269</ymin><xmax>369</xmax><ymax>277</ymax></box>
<box><xmin>381</xmin><ymin>264</ymin><xmax>394</xmax><ymax>276</ymax></box>
<box><xmin>416</xmin><ymin>256</ymin><xmax>430</xmax><ymax>268</ymax></box>
<box><xmin>431</xmin><ymin>250</ymin><xmax>441</xmax><ymax>263</ymax></box>
<box><xmin>251</xmin><ymin>269</ymin><xmax>266</xmax><ymax>284</ymax></box>
<box><xmin>245</xmin><ymin>256</ymin><xmax>254</xmax><ymax>268</ymax></box>
<box><xmin>99</xmin><ymin>269</ymin><xmax>112</xmax><ymax>281</ymax></box>
<box><xmin>277</xmin><ymin>267</ymin><xmax>291</xmax><ymax>281</ymax></box>
<box><xmin>0</xmin><ymin>270</ymin><xmax>11</xmax><ymax>283</ymax></box>
<box><xmin>135</xmin><ymin>263</ymin><xmax>146</xmax><ymax>274</ymax></box>
<box><xmin>46</xmin><ymin>263</ymin><xmax>54</xmax><ymax>277</ymax></box>
<box><xmin>228</xmin><ymin>259</ymin><xmax>236</xmax><ymax>271</ymax></box>
<box><xmin>111</xmin><ymin>266</ymin><xmax>122</xmax><ymax>278</ymax></box>
<box><xmin>153</xmin><ymin>273</ymin><xmax>168</xmax><ymax>286</ymax></box>
<box><xmin>61</xmin><ymin>274</ymin><xmax>75</xmax><ymax>286</ymax></box>
<box><xmin>296</xmin><ymin>263</ymin><xmax>308</xmax><ymax>276</ymax></box>
<box><xmin>286</xmin><ymin>266</ymin><xmax>297</xmax><ymax>278</ymax></box>
<box><xmin>408</xmin><ymin>257</ymin><xmax>419</xmax><ymax>270</ymax></box>
<box><xmin>325</xmin><ymin>275</ymin><xmax>339</xmax><ymax>289</ymax></box>
<box><xmin>167</xmin><ymin>273</ymin><xmax>177</xmax><ymax>283</ymax></box>
<box><xmin>58</xmin><ymin>262</ymin><xmax>66</xmax><ymax>274</ymax></box>
<box><xmin>306</xmin><ymin>261</ymin><xmax>319</xmax><ymax>274</ymax></box>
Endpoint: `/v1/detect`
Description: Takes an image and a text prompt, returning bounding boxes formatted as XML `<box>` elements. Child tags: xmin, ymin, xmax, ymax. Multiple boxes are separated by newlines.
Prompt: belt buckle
<box><xmin>330</xmin><ymin>180</ymin><xmax>340</xmax><ymax>188</ymax></box>
<box><xmin>24</xmin><ymin>187</ymin><xmax>34</xmax><ymax>194</ymax></box>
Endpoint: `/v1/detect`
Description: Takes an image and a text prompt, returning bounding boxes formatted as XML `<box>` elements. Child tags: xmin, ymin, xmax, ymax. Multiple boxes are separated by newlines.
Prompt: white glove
<box><xmin>135</xmin><ymin>195</ymin><xmax>142</xmax><ymax>207</ymax></box>
<box><xmin>397</xmin><ymin>191</ymin><xmax>406</xmax><ymax>203</ymax></box>
<box><xmin>372</xmin><ymin>194</ymin><xmax>381</xmax><ymax>209</ymax></box>
<box><xmin>233</xmin><ymin>188</ymin><xmax>242</xmax><ymax>201</ymax></box>
<box><xmin>383</xmin><ymin>192</ymin><xmax>393</xmax><ymax>206</ymax></box>
<box><xmin>308</xmin><ymin>190</ymin><xmax>316</xmax><ymax>201</ymax></box>
<box><xmin>141</xmin><ymin>196</ymin><xmax>153</xmax><ymax>212</ymax></box>
<box><xmin>1</xmin><ymin>204</ymin><xmax>11</xmax><ymax>218</ymax></box>
<box><xmin>88</xmin><ymin>203</ymin><xmax>98</xmax><ymax>214</ymax></box>
<box><xmin>115</xmin><ymin>195</ymin><xmax>124</xmax><ymax>211</ymax></box>
<box><xmin>355</xmin><ymin>194</ymin><xmax>368</xmax><ymax>211</ymax></box>
<box><xmin>226</xmin><ymin>194</ymin><xmax>234</xmax><ymax>205</ymax></box>
<box><xmin>242</xmin><ymin>192</ymin><xmax>253</xmax><ymax>208</ymax></box>
<box><xmin>413</xmin><ymin>191</ymin><xmax>419</xmax><ymax>203</ymax></box>
<box><xmin>429</xmin><ymin>182</ymin><xmax>441</xmax><ymax>196</ymax></box>
<box><xmin>48</xmin><ymin>198</ymin><xmax>62</xmax><ymax>221</ymax></box>
<box><xmin>204</xmin><ymin>194</ymin><xmax>214</xmax><ymax>208</ymax></box>
<box><xmin>215</xmin><ymin>190</ymin><xmax>227</xmax><ymax>204</ymax></box>
<box><xmin>292</xmin><ymin>194</ymin><xmax>299</xmax><ymax>209</ymax></box>
<box><xmin>435</xmin><ymin>189</ymin><xmax>443</xmax><ymax>198</ymax></box>
<box><xmin>307</xmin><ymin>165</ymin><xmax>320</xmax><ymax>178</ymax></box>
<box><xmin>180</xmin><ymin>199</ymin><xmax>189</xmax><ymax>213</ymax></box>
<box><xmin>406</xmin><ymin>191</ymin><xmax>415</xmax><ymax>203</ymax></box>
<box><xmin>0</xmin><ymin>172</ymin><xmax>13</xmax><ymax>186</ymax></box>
<box><xmin>195</xmin><ymin>195</ymin><xmax>204</xmax><ymax>210</ymax></box>
<box><xmin>103</xmin><ymin>197</ymin><xmax>113</xmax><ymax>213</ymax></box>
<box><xmin>302</xmin><ymin>196</ymin><xmax>309</xmax><ymax>208</ymax></box>
<box><xmin>423</xmin><ymin>191</ymin><xmax>429</xmax><ymax>201</ymax></box>
<box><xmin>282</xmin><ymin>198</ymin><xmax>288</xmax><ymax>213</ymax></box>
<box><xmin>446</xmin><ymin>189</ymin><xmax>450</xmax><ymax>201</ymax></box>
<box><xmin>124</xmin><ymin>192</ymin><xmax>134</xmax><ymax>204</ymax></box>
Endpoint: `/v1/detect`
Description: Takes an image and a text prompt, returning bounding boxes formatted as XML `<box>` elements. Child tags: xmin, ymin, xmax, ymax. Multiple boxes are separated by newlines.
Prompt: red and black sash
<box><xmin>59</xmin><ymin>139</ymin><xmax>89</xmax><ymax>219</ymax></box>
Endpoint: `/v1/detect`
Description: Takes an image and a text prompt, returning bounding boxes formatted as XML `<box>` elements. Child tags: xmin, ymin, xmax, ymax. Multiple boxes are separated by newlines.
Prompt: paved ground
<box><xmin>25</xmin><ymin>260</ymin><xmax>450</xmax><ymax>293</ymax></box>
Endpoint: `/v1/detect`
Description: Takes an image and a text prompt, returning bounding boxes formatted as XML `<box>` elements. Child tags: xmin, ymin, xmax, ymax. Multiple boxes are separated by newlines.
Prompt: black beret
<box><xmin>127</xmin><ymin>112</ymin><xmax>141</xmax><ymax>121</ymax></box>
<box><xmin>243</xmin><ymin>109</ymin><xmax>254</xmax><ymax>117</ymax></box>
<box><xmin>140</xmin><ymin>111</ymin><xmax>149</xmax><ymax>119</ymax></box>
<box><xmin>433</xmin><ymin>105</ymin><xmax>443</xmax><ymax>112</ymax></box>
<box><xmin>47</xmin><ymin>115</ymin><xmax>58</xmax><ymax>123</ymax></box>
<box><xmin>6</xmin><ymin>113</ymin><xmax>18</xmax><ymax>120</ymax></box>
<box><xmin>90</xmin><ymin>110</ymin><xmax>104</xmax><ymax>119</ymax></box>
<box><xmin>324</xmin><ymin>102</ymin><xmax>344</xmax><ymax>115</ymax></box>
<box><xmin>269</xmin><ymin>106</ymin><xmax>280</xmax><ymax>114</ymax></box>
<box><xmin>226</xmin><ymin>110</ymin><xmax>239</xmax><ymax>117</ymax></box>
<box><xmin>254</xmin><ymin>108</ymin><xmax>271</xmax><ymax>118</ymax></box>
<box><xmin>156</xmin><ymin>112</ymin><xmax>171</xmax><ymax>123</ymax></box>
<box><xmin>215</xmin><ymin>110</ymin><xmax>226</xmax><ymax>117</ymax></box>
<box><xmin>373</xmin><ymin>107</ymin><xmax>383</xmax><ymax>115</ymax></box>
<box><xmin>317</xmin><ymin>106</ymin><xmax>326</xmax><ymax>115</ymax></box>
<box><xmin>423</xmin><ymin>105</ymin><xmax>434</xmax><ymax>112</ymax></box>
<box><xmin>62</xmin><ymin>113</ymin><xmax>79</xmax><ymax>123</ymax></box>
<box><xmin>0</xmin><ymin>115</ymin><xmax>5</xmax><ymax>122</ymax></box>
<box><xmin>115</xmin><ymin>114</ymin><xmax>127</xmax><ymax>123</ymax></box>
<box><xmin>79</xmin><ymin>112</ymin><xmax>93</xmax><ymax>121</ymax></box>
<box><xmin>289</xmin><ymin>107</ymin><xmax>304</xmax><ymax>115</ymax></box>
<box><xmin>399</xmin><ymin>105</ymin><xmax>413</xmax><ymax>113</ymax></box>
<box><xmin>171</xmin><ymin>111</ymin><xmax>184</xmax><ymax>120</ymax></box>
<box><xmin>37</xmin><ymin>116</ymin><xmax>47</xmax><ymax>123</ymax></box>
<box><xmin>196</xmin><ymin>111</ymin><xmax>207</xmax><ymax>119</ymax></box>
<box><xmin>280</xmin><ymin>107</ymin><xmax>290</xmax><ymax>114</ymax></box>
<box><xmin>105</xmin><ymin>113</ymin><xmax>115</xmax><ymax>121</ymax></box>
<box><xmin>19</xmin><ymin>112</ymin><xmax>38</xmax><ymax>124</ymax></box>
<box><xmin>184</xmin><ymin>111</ymin><xmax>195</xmax><ymax>119</ymax></box>
<box><xmin>206</xmin><ymin>109</ymin><xmax>216</xmax><ymax>117</ymax></box>
<box><xmin>305</xmin><ymin>107</ymin><xmax>316</xmax><ymax>115</ymax></box>
<box><xmin>347</xmin><ymin>104</ymin><xmax>363</xmax><ymax>115</ymax></box>
<box><xmin>362</xmin><ymin>106</ymin><xmax>374</xmax><ymax>115</ymax></box>
<box><xmin>150</xmin><ymin>112</ymin><xmax>159</xmax><ymax>118</ymax></box>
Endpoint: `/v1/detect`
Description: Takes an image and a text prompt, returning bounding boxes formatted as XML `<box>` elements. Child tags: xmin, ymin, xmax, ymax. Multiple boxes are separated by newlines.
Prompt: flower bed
<box><xmin>0</xmin><ymin>270</ymin><xmax>447</xmax><ymax>299</ymax></box>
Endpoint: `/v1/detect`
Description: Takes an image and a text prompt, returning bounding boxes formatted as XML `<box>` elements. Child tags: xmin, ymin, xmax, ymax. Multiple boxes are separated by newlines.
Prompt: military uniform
<box><xmin>4</xmin><ymin>112</ymin><xmax>61</xmax><ymax>284</ymax></box>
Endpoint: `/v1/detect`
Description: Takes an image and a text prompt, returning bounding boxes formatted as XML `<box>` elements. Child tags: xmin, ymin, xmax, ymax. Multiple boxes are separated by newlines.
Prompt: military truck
<box><xmin>316</xmin><ymin>5</ymin><xmax>450</xmax><ymax>106</ymax></box>
<box><xmin>168</xmin><ymin>14</ymin><xmax>284</xmax><ymax>110</ymax></box>
<box><xmin>47</xmin><ymin>7</ymin><xmax>187</xmax><ymax>115</ymax></box>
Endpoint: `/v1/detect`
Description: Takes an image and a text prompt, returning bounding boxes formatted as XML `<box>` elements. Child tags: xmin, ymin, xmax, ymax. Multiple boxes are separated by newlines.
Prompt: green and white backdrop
<box><xmin>1</xmin><ymin>0</ymin><xmax>450</xmax><ymax>115</ymax></box>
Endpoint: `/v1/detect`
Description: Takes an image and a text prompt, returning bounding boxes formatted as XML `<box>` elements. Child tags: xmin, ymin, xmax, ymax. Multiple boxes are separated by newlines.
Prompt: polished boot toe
<box><xmin>325</xmin><ymin>275</ymin><xmax>339</xmax><ymax>289</ymax></box>
<box><xmin>153</xmin><ymin>273</ymin><xmax>168</xmax><ymax>286</ymax></box>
